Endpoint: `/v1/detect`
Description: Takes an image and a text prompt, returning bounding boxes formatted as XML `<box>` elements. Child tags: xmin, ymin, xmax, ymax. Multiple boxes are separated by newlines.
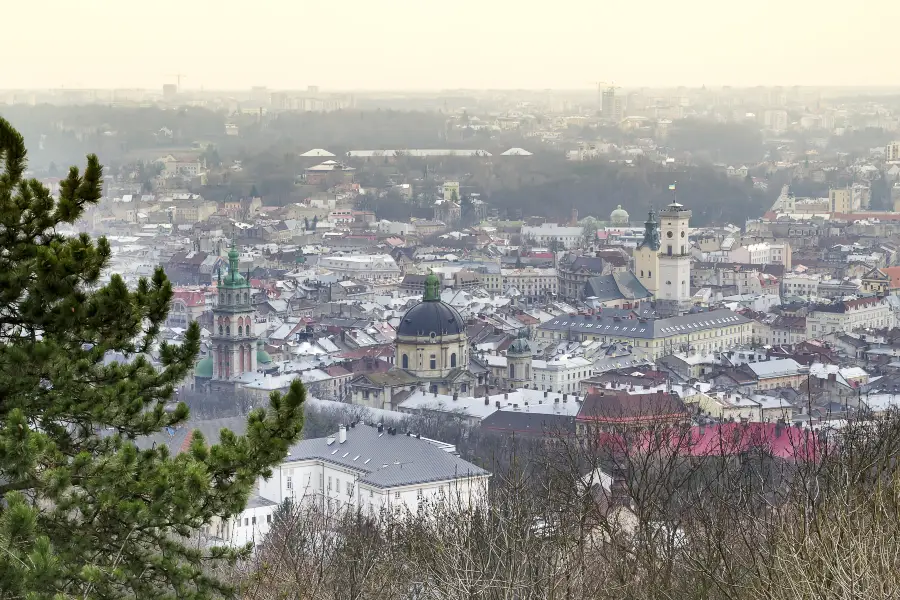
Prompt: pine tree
<box><xmin>0</xmin><ymin>118</ymin><xmax>305</xmax><ymax>598</ymax></box>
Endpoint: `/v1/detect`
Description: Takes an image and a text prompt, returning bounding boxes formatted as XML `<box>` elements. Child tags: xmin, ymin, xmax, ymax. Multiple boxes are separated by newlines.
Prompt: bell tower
<box><xmin>211</xmin><ymin>242</ymin><xmax>257</xmax><ymax>385</ymax></box>
<box><xmin>633</xmin><ymin>209</ymin><xmax>660</xmax><ymax>295</ymax></box>
<box><xmin>506</xmin><ymin>329</ymin><xmax>533</xmax><ymax>389</ymax></box>
<box><xmin>657</xmin><ymin>201</ymin><xmax>692</xmax><ymax>316</ymax></box>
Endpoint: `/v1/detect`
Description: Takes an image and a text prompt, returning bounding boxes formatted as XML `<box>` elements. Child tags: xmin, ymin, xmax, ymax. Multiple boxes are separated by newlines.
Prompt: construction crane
<box><xmin>167</xmin><ymin>73</ymin><xmax>188</xmax><ymax>88</ymax></box>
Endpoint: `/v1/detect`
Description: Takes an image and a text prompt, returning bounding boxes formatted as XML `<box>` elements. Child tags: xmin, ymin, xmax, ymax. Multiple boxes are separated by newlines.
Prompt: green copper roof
<box><xmin>195</xmin><ymin>356</ymin><xmax>213</xmax><ymax>378</ymax></box>
<box><xmin>423</xmin><ymin>272</ymin><xmax>441</xmax><ymax>302</ymax></box>
<box><xmin>220</xmin><ymin>241</ymin><xmax>249</xmax><ymax>289</ymax></box>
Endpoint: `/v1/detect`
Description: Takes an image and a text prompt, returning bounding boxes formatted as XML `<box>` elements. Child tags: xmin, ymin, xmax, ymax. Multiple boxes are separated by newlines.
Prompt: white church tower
<box><xmin>657</xmin><ymin>200</ymin><xmax>692</xmax><ymax>316</ymax></box>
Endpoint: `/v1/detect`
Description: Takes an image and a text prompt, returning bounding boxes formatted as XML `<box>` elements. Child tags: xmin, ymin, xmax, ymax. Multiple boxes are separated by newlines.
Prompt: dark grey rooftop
<box><xmin>537</xmin><ymin>308</ymin><xmax>749</xmax><ymax>340</ymax></box>
<box><xmin>285</xmin><ymin>424</ymin><xmax>489</xmax><ymax>488</ymax></box>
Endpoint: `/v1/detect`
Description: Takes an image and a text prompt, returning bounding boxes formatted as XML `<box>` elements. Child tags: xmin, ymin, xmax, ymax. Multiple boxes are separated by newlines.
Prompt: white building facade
<box><xmin>318</xmin><ymin>254</ymin><xmax>402</xmax><ymax>282</ymax></box>
<box><xmin>521</xmin><ymin>224</ymin><xmax>585</xmax><ymax>249</ymax></box>
<box><xmin>257</xmin><ymin>424</ymin><xmax>489</xmax><ymax>518</ymax></box>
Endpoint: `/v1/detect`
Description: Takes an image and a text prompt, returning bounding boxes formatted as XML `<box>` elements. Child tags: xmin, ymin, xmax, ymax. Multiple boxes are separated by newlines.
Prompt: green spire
<box><xmin>228</xmin><ymin>241</ymin><xmax>239</xmax><ymax>279</ymax></box>
<box><xmin>423</xmin><ymin>272</ymin><xmax>441</xmax><ymax>301</ymax></box>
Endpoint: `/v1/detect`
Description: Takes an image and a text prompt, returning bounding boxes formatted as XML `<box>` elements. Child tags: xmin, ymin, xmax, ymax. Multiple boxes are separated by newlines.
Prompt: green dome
<box><xmin>195</xmin><ymin>356</ymin><xmax>214</xmax><ymax>378</ymax></box>
<box><xmin>610</xmin><ymin>204</ymin><xmax>630</xmax><ymax>223</ymax></box>
<box><xmin>508</xmin><ymin>328</ymin><xmax>531</xmax><ymax>355</ymax></box>
<box><xmin>257</xmin><ymin>349</ymin><xmax>272</xmax><ymax>365</ymax></box>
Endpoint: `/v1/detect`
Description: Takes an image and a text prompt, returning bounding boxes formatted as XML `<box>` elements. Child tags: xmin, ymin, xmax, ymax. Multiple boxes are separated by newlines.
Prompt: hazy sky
<box><xmin>5</xmin><ymin>0</ymin><xmax>899</xmax><ymax>90</ymax></box>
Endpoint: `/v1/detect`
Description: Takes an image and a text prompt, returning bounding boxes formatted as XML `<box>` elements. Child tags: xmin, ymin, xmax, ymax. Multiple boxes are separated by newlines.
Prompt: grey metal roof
<box><xmin>537</xmin><ymin>308</ymin><xmax>749</xmax><ymax>340</ymax></box>
<box><xmin>285</xmin><ymin>424</ymin><xmax>489</xmax><ymax>488</ymax></box>
<box><xmin>584</xmin><ymin>272</ymin><xmax>651</xmax><ymax>302</ymax></box>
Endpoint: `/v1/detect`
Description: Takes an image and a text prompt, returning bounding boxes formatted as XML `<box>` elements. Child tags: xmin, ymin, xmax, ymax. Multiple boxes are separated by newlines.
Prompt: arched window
<box><xmin>225</xmin><ymin>326</ymin><xmax>230</xmax><ymax>335</ymax></box>
<box><xmin>509</xmin><ymin>364</ymin><xmax>516</xmax><ymax>380</ymax></box>
<box><xmin>402</xmin><ymin>354</ymin><xmax>409</xmax><ymax>369</ymax></box>
<box><xmin>244</xmin><ymin>292</ymin><xmax>249</xmax><ymax>303</ymax></box>
<box><xmin>218</xmin><ymin>325</ymin><xmax>223</xmax><ymax>335</ymax></box>
<box><xmin>228</xmin><ymin>293</ymin><xmax>232</xmax><ymax>305</ymax></box>
<box><xmin>238</xmin><ymin>326</ymin><xmax>243</xmax><ymax>336</ymax></box>
<box><xmin>640</xmin><ymin>270</ymin><xmax>644</xmax><ymax>277</ymax></box>
<box><xmin>450</xmin><ymin>353</ymin><xmax>457</xmax><ymax>368</ymax></box>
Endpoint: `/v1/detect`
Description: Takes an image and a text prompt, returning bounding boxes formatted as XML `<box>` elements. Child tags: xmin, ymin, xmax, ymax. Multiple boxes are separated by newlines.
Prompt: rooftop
<box><xmin>284</xmin><ymin>424</ymin><xmax>489</xmax><ymax>488</ymax></box>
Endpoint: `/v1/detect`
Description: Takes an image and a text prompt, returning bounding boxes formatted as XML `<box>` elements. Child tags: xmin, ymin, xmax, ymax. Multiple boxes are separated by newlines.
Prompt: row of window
<box><xmin>401</xmin><ymin>352</ymin><xmax>457</xmax><ymax>370</ymax></box>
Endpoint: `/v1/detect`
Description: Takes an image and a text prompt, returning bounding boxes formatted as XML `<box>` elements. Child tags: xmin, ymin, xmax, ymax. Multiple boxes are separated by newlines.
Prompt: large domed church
<box><xmin>394</xmin><ymin>273</ymin><xmax>477</xmax><ymax>394</ymax></box>
<box><xmin>350</xmin><ymin>272</ymin><xmax>482</xmax><ymax>408</ymax></box>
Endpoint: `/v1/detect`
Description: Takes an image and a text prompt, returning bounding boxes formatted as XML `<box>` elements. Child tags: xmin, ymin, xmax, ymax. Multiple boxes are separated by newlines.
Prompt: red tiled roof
<box><xmin>172</xmin><ymin>289</ymin><xmax>205</xmax><ymax>307</ymax></box>
<box><xmin>639</xmin><ymin>422</ymin><xmax>821</xmax><ymax>461</ymax></box>
<box><xmin>878</xmin><ymin>267</ymin><xmax>900</xmax><ymax>289</ymax></box>
<box><xmin>325</xmin><ymin>366</ymin><xmax>352</xmax><ymax>377</ymax></box>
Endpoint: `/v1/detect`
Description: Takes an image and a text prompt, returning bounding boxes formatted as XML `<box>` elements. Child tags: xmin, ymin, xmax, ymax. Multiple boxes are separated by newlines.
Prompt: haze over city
<box><xmin>6</xmin><ymin>0</ymin><xmax>900</xmax><ymax>90</ymax></box>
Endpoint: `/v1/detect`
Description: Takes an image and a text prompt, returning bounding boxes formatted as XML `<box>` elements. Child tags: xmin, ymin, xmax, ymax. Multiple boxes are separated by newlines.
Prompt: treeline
<box><xmin>228</xmin><ymin>413</ymin><xmax>900</xmax><ymax>600</ymax></box>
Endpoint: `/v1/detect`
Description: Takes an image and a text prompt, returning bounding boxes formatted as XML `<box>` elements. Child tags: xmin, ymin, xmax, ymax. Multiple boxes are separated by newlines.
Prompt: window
<box><xmin>252</xmin><ymin>516</ymin><xmax>256</xmax><ymax>525</ymax></box>
<box><xmin>244</xmin><ymin>518</ymin><xmax>249</xmax><ymax>526</ymax></box>
<box><xmin>370</xmin><ymin>490</ymin><xmax>374</xmax><ymax>498</ymax></box>
<box><xmin>395</xmin><ymin>492</ymin><xmax>401</xmax><ymax>500</ymax></box>
<box><xmin>509</xmin><ymin>364</ymin><xmax>516</xmax><ymax>379</ymax></box>
<box><xmin>417</xmin><ymin>489</ymin><xmax>423</xmax><ymax>500</ymax></box>
<box><xmin>402</xmin><ymin>354</ymin><xmax>409</xmax><ymax>369</ymax></box>
<box><xmin>286</xmin><ymin>476</ymin><xmax>292</xmax><ymax>490</ymax></box>
<box><xmin>266</xmin><ymin>514</ymin><xmax>271</xmax><ymax>524</ymax></box>
<box><xmin>450</xmin><ymin>353</ymin><xmax>457</xmax><ymax>368</ymax></box>
<box><xmin>430</xmin><ymin>355</ymin><xmax>436</xmax><ymax>369</ymax></box>
<box><xmin>225</xmin><ymin>326</ymin><xmax>230</xmax><ymax>335</ymax></box>
<box><xmin>328</xmin><ymin>476</ymin><xmax>332</xmax><ymax>491</ymax></box>
<box><xmin>319</xmin><ymin>474</ymin><xmax>323</xmax><ymax>489</ymax></box>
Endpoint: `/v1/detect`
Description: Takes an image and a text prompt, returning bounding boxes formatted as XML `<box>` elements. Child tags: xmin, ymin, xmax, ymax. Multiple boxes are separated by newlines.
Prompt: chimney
<box><xmin>554</xmin><ymin>398</ymin><xmax>559</xmax><ymax>404</ymax></box>
<box><xmin>563</xmin><ymin>393</ymin><xmax>567</xmax><ymax>403</ymax></box>
<box><xmin>495</xmin><ymin>400</ymin><xmax>501</xmax><ymax>408</ymax></box>
<box><xmin>434</xmin><ymin>389</ymin><xmax>438</xmax><ymax>397</ymax></box>
<box><xmin>338</xmin><ymin>424</ymin><xmax>347</xmax><ymax>444</ymax></box>
<box><xmin>484</xmin><ymin>397</ymin><xmax>489</xmax><ymax>405</ymax></box>
<box><xmin>504</xmin><ymin>393</ymin><xmax>509</xmax><ymax>399</ymax></box>
<box><xmin>377</xmin><ymin>423</ymin><xmax>384</xmax><ymax>434</ymax></box>
<box><xmin>544</xmin><ymin>390</ymin><xmax>549</xmax><ymax>398</ymax></box>
<box><xmin>453</xmin><ymin>392</ymin><xmax>459</xmax><ymax>402</ymax></box>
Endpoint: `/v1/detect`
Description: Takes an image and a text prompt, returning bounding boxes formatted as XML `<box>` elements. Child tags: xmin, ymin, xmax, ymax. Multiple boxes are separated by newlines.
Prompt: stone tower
<box><xmin>211</xmin><ymin>243</ymin><xmax>257</xmax><ymax>383</ymax></box>
<box><xmin>506</xmin><ymin>328</ymin><xmax>533</xmax><ymax>389</ymax></box>
<box><xmin>633</xmin><ymin>208</ymin><xmax>660</xmax><ymax>295</ymax></box>
<box><xmin>657</xmin><ymin>201</ymin><xmax>693</xmax><ymax>316</ymax></box>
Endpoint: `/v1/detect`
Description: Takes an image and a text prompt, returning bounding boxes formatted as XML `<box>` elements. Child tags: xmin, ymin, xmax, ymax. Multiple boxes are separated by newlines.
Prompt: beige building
<box><xmin>536</xmin><ymin>308</ymin><xmax>751</xmax><ymax>362</ymax></box>
<box><xmin>483</xmin><ymin>267</ymin><xmax>558</xmax><ymax>299</ymax></box>
<box><xmin>807</xmin><ymin>297</ymin><xmax>894</xmax><ymax>338</ymax></box>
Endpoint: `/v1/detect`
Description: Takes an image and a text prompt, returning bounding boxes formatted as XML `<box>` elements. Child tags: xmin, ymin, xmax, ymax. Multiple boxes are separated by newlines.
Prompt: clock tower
<box><xmin>657</xmin><ymin>201</ymin><xmax>692</xmax><ymax>316</ymax></box>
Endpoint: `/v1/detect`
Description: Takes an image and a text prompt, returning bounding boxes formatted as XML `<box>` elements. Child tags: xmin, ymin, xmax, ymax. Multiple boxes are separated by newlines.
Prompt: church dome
<box><xmin>396</xmin><ymin>272</ymin><xmax>466</xmax><ymax>337</ymax></box>
<box><xmin>507</xmin><ymin>329</ymin><xmax>531</xmax><ymax>355</ymax></box>
<box><xmin>195</xmin><ymin>356</ymin><xmax>214</xmax><ymax>378</ymax></box>
<box><xmin>610</xmin><ymin>205</ymin><xmax>630</xmax><ymax>224</ymax></box>
<box><xmin>397</xmin><ymin>301</ymin><xmax>466</xmax><ymax>337</ymax></box>
<box><xmin>256</xmin><ymin>340</ymin><xmax>272</xmax><ymax>365</ymax></box>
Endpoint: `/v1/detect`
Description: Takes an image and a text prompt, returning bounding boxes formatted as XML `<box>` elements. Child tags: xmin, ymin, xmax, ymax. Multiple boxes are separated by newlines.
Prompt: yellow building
<box><xmin>829</xmin><ymin>188</ymin><xmax>852</xmax><ymax>213</ymax></box>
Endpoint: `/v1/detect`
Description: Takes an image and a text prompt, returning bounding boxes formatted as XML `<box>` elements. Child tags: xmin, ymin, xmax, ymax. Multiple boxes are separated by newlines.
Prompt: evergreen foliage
<box><xmin>0</xmin><ymin>117</ymin><xmax>306</xmax><ymax>599</ymax></box>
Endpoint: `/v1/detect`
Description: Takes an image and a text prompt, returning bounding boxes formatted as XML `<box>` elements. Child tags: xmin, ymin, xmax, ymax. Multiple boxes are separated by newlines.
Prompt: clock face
<box><xmin>666</xmin><ymin>231</ymin><xmax>674</xmax><ymax>238</ymax></box>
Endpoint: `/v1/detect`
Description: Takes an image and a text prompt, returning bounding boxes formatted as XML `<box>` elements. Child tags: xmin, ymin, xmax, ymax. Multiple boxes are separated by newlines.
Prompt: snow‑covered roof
<box><xmin>300</xmin><ymin>148</ymin><xmax>335</xmax><ymax>157</ymax></box>
<box><xmin>501</xmin><ymin>147</ymin><xmax>533</xmax><ymax>156</ymax></box>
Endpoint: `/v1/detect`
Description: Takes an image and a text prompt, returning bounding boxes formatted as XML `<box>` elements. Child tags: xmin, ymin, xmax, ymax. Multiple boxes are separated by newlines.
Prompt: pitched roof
<box><xmin>285</xmin><ymin>424</ymin><xmax>488</xmax><ymax>487</ymax></box>
<box><xmin>577</xmin><ymin>391</ymin><xmax>688</xmax><ymax>423</ymax></box>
